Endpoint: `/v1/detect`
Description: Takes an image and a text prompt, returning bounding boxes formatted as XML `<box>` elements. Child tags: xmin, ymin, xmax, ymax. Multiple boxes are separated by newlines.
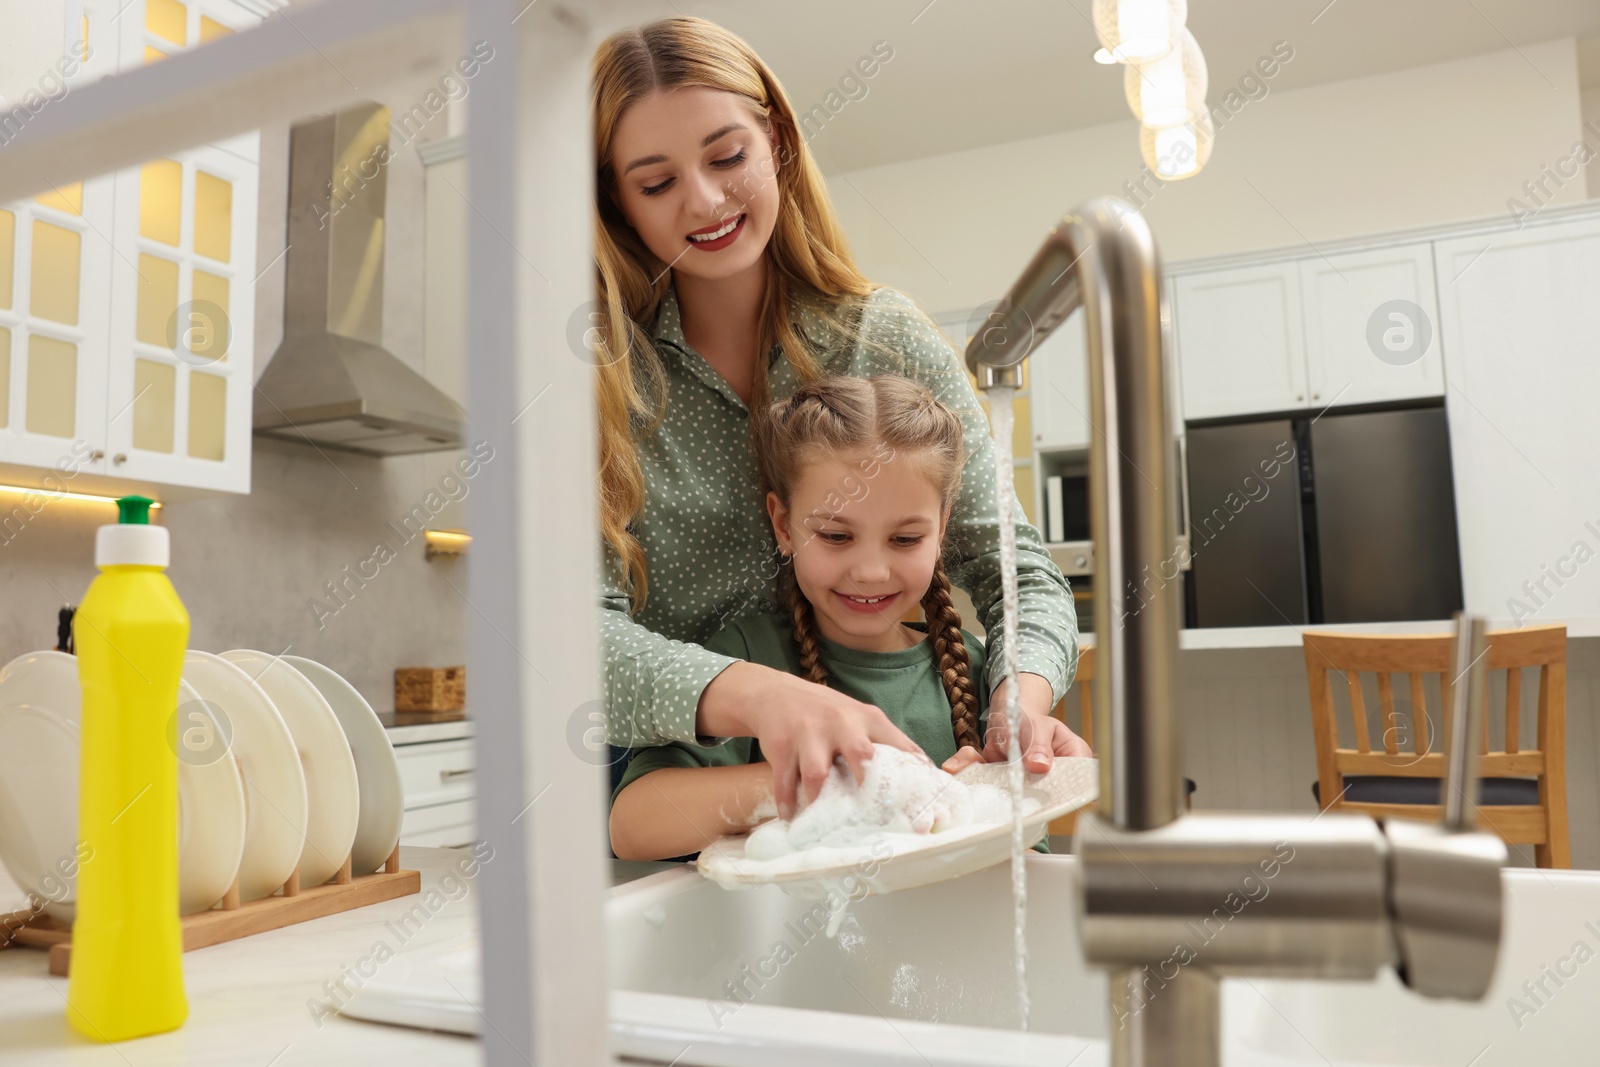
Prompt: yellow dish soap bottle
<box><xmin>67</xmin><ymin>494</ymin><xmax>189</xmax><ymax>1041</ymax></box>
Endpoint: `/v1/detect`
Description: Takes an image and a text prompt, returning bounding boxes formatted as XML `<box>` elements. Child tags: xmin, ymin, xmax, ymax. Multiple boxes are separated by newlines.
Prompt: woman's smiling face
<box><xmin>608</xmin><ymin>86</ymin><xmax>781</xmax><ymax>283</ymax></box>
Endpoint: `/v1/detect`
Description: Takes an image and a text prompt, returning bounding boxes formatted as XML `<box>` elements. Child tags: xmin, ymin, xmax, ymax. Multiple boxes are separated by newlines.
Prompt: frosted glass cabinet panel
<box><xmin>107</xmin><ymin>140</ymin><xmax>257</xmax><ymax>491</ymax></box>
<box><xmin>0</xmin><ymin>0</ymin><xmax>260</xmax><ymax>492</ymax></box>
<box><xmin>0</xmin><ymin>182</ymin><xmax>113</xmax><ymax>474</ymax></box>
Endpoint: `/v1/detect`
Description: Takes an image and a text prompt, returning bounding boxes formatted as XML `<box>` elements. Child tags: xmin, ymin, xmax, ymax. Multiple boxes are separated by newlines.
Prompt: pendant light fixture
<box><xmin>1094</xmin><ymin>0</ymin><xmax>1214</xmax><ymax>180</ymax></box>
<box><xmin>1123</xmin><ymin>26</ymin><xmax>1207</xmax><ymax>127</ymax></box>
<box><xmin>1092</xmin><ymin>0</ymin><xmax>1186</xmax><ymax>64</ymax></box>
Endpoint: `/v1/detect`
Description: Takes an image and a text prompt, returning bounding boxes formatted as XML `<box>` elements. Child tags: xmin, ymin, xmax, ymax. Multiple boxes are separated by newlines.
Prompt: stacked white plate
<box><xmin>0</xmin><ymin>649</ymin><xmax>404</xmax><ymax>917</ymax></box>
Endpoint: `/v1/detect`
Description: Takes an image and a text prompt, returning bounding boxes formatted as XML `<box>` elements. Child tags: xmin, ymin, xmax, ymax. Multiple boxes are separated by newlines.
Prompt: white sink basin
<box><xmin>606</xmin><ymin>856</ymin><xmax>1600</xmax><ymax>1067</ymax></box>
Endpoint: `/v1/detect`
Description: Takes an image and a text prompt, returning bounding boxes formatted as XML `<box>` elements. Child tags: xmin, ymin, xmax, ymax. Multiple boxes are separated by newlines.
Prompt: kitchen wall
<box><xmin>826</xmin><ymin>37</ymin><xmax>1592</xmax><ymax>314</ymax></box>
<box><xmin>0</xmin><ymin>68</ymin><xmax>472</xmax><ymax>713</ymax></box>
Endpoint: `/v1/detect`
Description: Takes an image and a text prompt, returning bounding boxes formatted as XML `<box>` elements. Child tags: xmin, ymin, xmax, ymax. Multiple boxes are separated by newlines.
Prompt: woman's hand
<box><xmin>940</xmin><ymin>671</ymin><xmax>1091</xmax><ymax>775</ymax></box>
<box><xmin>697</xmin><ymin>661</ymin><xmax>922</xmax><ymax>819</ymax></box>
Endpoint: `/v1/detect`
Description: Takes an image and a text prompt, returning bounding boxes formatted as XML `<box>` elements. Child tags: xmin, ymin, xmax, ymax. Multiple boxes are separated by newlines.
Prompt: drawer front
<box><xmin>394</xmin><ymin>738</ymin><xmax>475</xmax><ymax>809</ymax></box>
<box><xmin>400</xmin><ymin>799</ymin><xmax>476</xmax><ymax>848</ymax></box>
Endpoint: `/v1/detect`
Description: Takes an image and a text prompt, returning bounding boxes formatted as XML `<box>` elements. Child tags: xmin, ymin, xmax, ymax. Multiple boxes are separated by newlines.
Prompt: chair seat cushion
<box><xmin>1312</xmin><ymin>775</ymin><xmax>1540</xmax><ymax>807</ymax></box>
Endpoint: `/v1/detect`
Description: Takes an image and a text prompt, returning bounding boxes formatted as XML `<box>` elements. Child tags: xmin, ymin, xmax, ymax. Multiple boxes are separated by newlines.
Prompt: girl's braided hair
<box><xmin>754</xmin><ymin>375</ymin><xmax>981</xmax><ymax>751</ymax></box>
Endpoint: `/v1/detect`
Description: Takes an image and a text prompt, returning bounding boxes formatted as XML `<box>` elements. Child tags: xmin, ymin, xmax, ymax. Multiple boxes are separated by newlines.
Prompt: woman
<box><xmin>591</xmin><ymin>16</ymin><xmax>1088</xmax><ymax>820</ymax></box>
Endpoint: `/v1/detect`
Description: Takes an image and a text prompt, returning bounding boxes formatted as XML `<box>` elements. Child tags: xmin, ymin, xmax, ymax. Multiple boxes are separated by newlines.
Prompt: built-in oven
<box><xmin>1038</xmin><ymin>437</ymin><xmax>1191</xmax><ymax>636</ymax></box>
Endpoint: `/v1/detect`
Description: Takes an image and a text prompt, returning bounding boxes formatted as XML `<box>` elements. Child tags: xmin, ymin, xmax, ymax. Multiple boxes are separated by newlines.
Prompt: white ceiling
<box><xmin>681</xmin><ymin>0</ymin><xmax>1600</xmax><ymax>173</ymax></box>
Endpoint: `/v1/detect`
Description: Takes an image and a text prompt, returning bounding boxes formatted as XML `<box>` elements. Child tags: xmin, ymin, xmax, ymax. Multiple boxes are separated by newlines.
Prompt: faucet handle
<box><xmin>1441</xmin><ymin>612</ymin><xmax>1489</xmax><ymax>830</ymax></box>
<box><xmin>1381</xmin><ymin>610</ymin><xmax>1505</xmax><ymax>1001</ymax></box>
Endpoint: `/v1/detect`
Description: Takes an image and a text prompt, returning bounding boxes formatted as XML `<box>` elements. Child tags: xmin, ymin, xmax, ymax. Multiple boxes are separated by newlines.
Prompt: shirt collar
<box><xmin>651</xmin><ymin>283</ymin><xmax>837</xmax><ymax>370</ymax></box>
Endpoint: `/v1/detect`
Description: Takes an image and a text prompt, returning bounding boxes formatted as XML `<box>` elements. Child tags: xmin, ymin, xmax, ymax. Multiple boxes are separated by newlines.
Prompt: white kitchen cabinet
<box><xmin>0</xmin><ymin>183</ymin><xmax>115</xmax><ymax>475</ymax></box>
<box><xmin>0</xmin><ymin>0</ymin><xmax>260</xmax><ymax>494</ymax></box>
<box><xmin>1433</xmin><ymin>213</ymin><xmax>1600</xmax><ymax>622</ymax></box>
<box><xmin>1173</xmin><ymin>245</ymin><xmax>1446</xmax><ymax>423</ymax></box>
<box><xmin>1300</xmin><ymin>243</ymin><xmax>1443</xmax><ymax>407</ymax></box>
<box><xmin>393</xmin><ymin>730</ymin><xmax>477</xmax><ymax>849</ymax></box>
<box><xmin>1173</xmin><ymin>261</ymin><xmax>1306</xmax><ymax>420</ymax></box>
<box><xmin>1027</xmin><ymin>305</ymin><xmax>1091</xmax><ymax>451</ymax></box>
<box><xmin>104</xmin><ymin>141</ymin><xmax>258</xmax><ymax>491</ymax></box>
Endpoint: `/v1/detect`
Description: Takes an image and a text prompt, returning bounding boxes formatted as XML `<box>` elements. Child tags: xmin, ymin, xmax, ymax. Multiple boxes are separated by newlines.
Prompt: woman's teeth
<box><xmin>688</xmin><ymin>215</ymin><xmax>743</xmax><ymax>242</ymax></box>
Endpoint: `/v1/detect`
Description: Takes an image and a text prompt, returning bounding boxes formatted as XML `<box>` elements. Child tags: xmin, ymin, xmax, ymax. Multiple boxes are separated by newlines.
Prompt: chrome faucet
<box><xmin>965</xmin><ymin>198</ymin><xmax>1507</xmax><ymax>1067</ymax></box>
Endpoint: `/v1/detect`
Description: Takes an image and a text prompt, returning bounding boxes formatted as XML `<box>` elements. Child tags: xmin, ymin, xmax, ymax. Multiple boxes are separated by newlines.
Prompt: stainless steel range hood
<box><xmin>254</xmin><ymin>103</ymin><xmax>465</xmax><ymax>456</ymax></box>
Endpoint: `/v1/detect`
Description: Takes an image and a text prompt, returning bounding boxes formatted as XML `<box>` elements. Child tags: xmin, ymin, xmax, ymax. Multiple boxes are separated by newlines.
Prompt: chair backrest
<box><xmin>1047</xmin><ymin>643</ymin><xmax>1095</xmax><ymax>837</ymax></box>
<box><xmin>1301</xmin><ymin>624</ymin><xmax>1567</xmax><ymax>792</ymax></box>
<box><xmin>1064</xmin><ymin>643</ymin><xmax>1095</xmax><ymax>749</ymax></box>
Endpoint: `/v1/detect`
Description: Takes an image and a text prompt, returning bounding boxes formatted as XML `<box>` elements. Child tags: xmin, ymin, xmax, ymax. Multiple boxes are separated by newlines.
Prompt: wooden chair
<box><xmin>1047</xmin><ymin>644</ymin><xmax>1195</xmax><ymax>837</ymax></box>
<box><xmin>1301</xmin><ymin>623</ymin><xmax>1570</xmax><ymax>868</ymax></box>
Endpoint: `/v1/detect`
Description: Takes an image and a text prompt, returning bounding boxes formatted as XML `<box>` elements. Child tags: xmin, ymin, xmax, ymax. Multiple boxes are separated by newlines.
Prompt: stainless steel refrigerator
<box><xmin>1184</xmin><ymin>405</ymin><xmax>1463</xmax><ymax>628</ymax></box>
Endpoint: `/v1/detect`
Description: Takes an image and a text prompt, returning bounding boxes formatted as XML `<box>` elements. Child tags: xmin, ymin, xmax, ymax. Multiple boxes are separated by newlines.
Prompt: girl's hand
<box><xmin>940</xmin><ymin>672</ymin><xmax>1091</xmax><ymax>775</ymax></box>
<box><xmin>698</xmin><ymin>661</ymin><xmax>921</xmax><ymax>819</ymax></box>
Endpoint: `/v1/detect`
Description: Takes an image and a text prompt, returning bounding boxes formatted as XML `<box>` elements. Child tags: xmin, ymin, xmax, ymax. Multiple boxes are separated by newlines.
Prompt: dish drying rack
<box><xmin>2</xmin><ymin>845</ymin><xmax>419</xmax><ymax>977</ymax></box>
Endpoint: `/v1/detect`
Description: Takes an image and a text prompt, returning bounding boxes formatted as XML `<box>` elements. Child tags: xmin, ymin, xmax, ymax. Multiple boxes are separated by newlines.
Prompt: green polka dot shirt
<box><xmin>600</xmin><ymin>282</ymin><xmax>1080</xmax><ymax>747</ymax></box>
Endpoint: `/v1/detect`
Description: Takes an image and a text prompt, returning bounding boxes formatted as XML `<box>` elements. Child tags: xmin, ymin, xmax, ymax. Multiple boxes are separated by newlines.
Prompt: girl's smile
<box><xmin>835</xmin><ymin>589</ymin><xmax>902</xmax><ymax>614</ymax></box>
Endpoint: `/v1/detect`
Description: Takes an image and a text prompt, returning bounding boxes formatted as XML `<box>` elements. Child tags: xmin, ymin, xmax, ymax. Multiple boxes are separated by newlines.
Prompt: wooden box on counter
<box><xmin>395</xmin><ymin>666</ymin><xmax>466</xmax><ymax>712</ymax></box>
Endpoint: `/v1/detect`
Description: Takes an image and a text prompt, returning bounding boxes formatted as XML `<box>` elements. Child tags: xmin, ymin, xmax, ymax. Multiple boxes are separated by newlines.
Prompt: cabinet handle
<box><xmin>440</xmin><ymin>767</ymin><xmax>474</xmax><ymax>780</ymax></box>
<box><xmin>90</xmin><ymin>449</ymin><xmax>105</xmax><ymax>461</ymax></box>
<box><xmin>1295</xmin><ymin>394</ymin><xmax>1304</xmax><ymax>402</ymax></box>
<box><xmin>1311</xmin><ymin>392</ymin><xmax>1320</xmax><ymax>401</ymax></box>
<box><xmin>113</xmin><ymin>453</ymin><xmax>127</xmax><ymax>465</ymax></box>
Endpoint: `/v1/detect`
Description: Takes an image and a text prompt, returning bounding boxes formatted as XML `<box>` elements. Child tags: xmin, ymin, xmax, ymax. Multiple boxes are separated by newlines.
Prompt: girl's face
<box><xmin>768</xmin><ymin>452</ymin><xmax>951</xmax><ymax>654</ymax></box>
<box><xmin>608</xmin><ymin>86</ymin><xmax>781</xmax><ymax>286</ymax></box>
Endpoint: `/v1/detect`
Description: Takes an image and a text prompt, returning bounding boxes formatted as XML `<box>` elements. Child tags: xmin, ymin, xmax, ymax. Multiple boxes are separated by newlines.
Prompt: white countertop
<box><xmin>1074</xmin><ymin>616</ymin><xmax>1600</xmax><ymax>652</ymax></box>
<box><xmin>0</xmin><ymin>847</ymin><xmax>482</xmax><ymax>1065</ymax></box>
<box><xmin>386</xmin><ymin>718</ymin><xmax>474</xmax><ymax>745</ymax></box>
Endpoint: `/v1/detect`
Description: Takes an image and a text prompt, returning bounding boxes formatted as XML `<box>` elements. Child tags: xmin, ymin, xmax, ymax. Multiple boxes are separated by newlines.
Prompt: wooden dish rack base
<box><xmin>3</xmin><ymin>844</ymin><xmax>419</xmax><ymax>977</ymax></box>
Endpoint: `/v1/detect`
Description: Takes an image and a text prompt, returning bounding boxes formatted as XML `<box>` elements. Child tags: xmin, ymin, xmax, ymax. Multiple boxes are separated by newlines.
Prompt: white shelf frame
<box><xmin>0</xmin><ymin>1</ymin><xmax>616</xmax><ymax>1063</ymax></box>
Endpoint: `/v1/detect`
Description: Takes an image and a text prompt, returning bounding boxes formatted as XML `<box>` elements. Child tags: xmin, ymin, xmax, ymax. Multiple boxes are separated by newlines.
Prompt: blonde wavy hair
<box><xmin>592</xmin><ymin>16</ymin><xmax>895</xmax><ymax>611</ymax></box>
<box><xmin>755</xmin><ymin>375</ymin><xmax>982</xmax><ymax>752</ymax></box>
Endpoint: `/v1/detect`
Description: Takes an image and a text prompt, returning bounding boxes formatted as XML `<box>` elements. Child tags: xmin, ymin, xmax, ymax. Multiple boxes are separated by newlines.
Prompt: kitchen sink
<box><xmin>604</xmin><ymin>856</ymin><xmax>1600</xmax><ymax>1067</ymax></box>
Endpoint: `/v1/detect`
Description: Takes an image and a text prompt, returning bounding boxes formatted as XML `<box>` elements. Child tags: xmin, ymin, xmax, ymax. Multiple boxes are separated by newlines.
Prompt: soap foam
<box><xmin>740</xmin><ymin>743</ymin><xmax>1033</xmax><ymax>874</ymax></box>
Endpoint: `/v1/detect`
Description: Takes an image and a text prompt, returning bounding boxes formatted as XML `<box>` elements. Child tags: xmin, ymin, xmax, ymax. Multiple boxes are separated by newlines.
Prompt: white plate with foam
<box><xmin>697</xmin><ymin>755</ymin><xmax>1098</xmax><ymax>898</ymax></box>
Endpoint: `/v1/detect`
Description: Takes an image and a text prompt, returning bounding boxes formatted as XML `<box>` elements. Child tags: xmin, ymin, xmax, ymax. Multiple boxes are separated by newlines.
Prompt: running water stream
<box><xmin>983</xmin><ymin>384</ymin><xmax>1030</xmax><ymax>1031</ymax></box>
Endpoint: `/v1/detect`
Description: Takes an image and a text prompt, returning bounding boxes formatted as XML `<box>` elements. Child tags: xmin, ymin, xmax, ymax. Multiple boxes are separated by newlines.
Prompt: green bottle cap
<box><xmin>116</xmin><ymin>495</ymin><xmax>155</xmax><ymax>525</ymax></box>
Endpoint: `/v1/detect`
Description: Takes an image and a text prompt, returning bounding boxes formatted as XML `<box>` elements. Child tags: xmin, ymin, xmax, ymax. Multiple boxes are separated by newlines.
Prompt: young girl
<box><xmin>610</xmin><ymin>375</ymin><xmax>1055</xmax><ymax>862</ymax></box>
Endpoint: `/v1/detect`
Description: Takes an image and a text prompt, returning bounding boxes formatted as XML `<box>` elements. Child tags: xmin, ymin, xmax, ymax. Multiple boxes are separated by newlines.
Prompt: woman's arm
<box><xmin>599</xmin><ymin>544</ymin><xmax>745</xmax><ymax>748</ymax></box>
<box><xmin>610</xmin><ymin>761</ymin><xmax>776</xmax><ymax>861</ymax></box>
<box><xmin>603</xmin><ymin>573</ymin><xmax>922</xmax><ymax>817</ymax></box>
<box><xmin>859</xmin><ymin>291</ymin><xmax>1083</xmax><ymax>716</ymax></box>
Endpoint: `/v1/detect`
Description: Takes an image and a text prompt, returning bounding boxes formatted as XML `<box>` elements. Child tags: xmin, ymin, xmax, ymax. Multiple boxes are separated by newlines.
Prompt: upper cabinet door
<box><xmin>1028</xmin><ymin>305</ymin><xmax>1091</xmax><ymax>451</ymax></box>
<box><xmin>1433</xmin><ymin>214</ymin><xmax>1600</xmax><ymax>620</ymax></box>
<box><xmin>0</xmin><ymin>184</ymin><xmax>114</xmax><ymax>477</ymax></box>
<box><xmin>104</xmin><ymin>142</ymin><xmax>257</xmax><ymax>493</ymax></box>
<box><xmin>1173</xmin><ymin>262</ymin><xmax>1306</xmax><ymax>421</ymax></box>
<box><xmin>1300</xmin><ymin>244</ymin><xmax>1443</xmax><ymax>407</ymax></box>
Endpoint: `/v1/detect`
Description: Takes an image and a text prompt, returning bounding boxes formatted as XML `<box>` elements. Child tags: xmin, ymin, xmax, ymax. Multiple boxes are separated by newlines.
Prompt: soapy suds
<box><xmin>721</xmin><ymin>743</ymin><xmax>1039</xmax><ymax>938</ymax></box>
<box><xmin>987</xmin><ymin>386</ymin><xmax>1031</xmax><ymax>1031</ymax></box>
<box><xmin>744</xmin><ymin>745</ymin><xmax>998</xmax><ymax>858</ymax></box>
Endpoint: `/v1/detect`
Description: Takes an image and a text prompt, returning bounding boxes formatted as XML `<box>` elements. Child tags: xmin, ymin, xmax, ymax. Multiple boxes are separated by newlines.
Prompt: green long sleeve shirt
<box><xmin>600</xmin><ymin>282</ymin><xmax>1080</xmax><ymax>748</ymax></box>
<box><xmin>615</xmin><ymin>615</ymin><xmax>990</xmax><ymax>791</ymax></box>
